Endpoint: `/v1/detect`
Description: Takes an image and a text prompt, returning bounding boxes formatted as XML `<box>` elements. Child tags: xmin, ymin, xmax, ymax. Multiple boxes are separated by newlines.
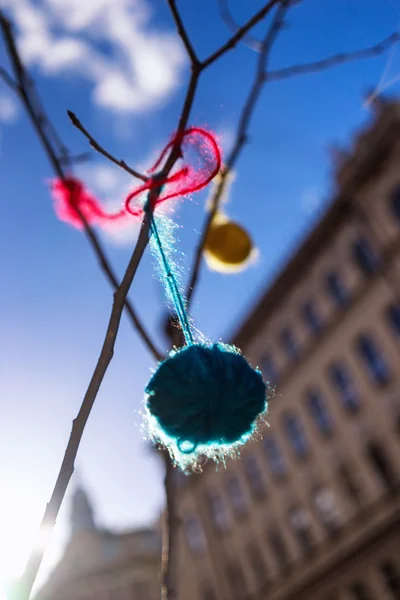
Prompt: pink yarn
<box><xmin>50</xmin><ymin>127</ymin><xmax>222</xmax><ymax>229</ymax></box>
<box><xmin>51</xmin><ymin>178</ymin><xmax>125</xmax><ymax>229</ymax></box>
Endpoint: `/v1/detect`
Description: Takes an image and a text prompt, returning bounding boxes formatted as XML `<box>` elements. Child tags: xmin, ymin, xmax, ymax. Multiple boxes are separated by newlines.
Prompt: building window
<box><xmin>184</xmin><ymin>516</ymin><xmax>207</xmax><ymax>554</ymax></box>
<box><xmin>263</xmin><ymin>435</ymin><xmax>287</xmax><ymax>479</ymax></box>
<box><xmin>306</xmin><ymin>389</ymin><xmax>334</xmax><ymax>437</ymax></box>
<box><xmin>302</xmin><ymin>300</ymin><xmax>324</xmax><ymax>335</ymax></box>
<box><xmin>390</xmin><ymin>185</ymin><xmax>400</xmax><ymax>222</ymax></box>
<box><xmin>244</xmin><ymin>454</ymin><xmax>266</xmax><ymax>500</ymax></box>
<box><xmin>337</xmin><ymin>464</ymin><xmax>363</xmax><ymax>507</ymax></box>
<box><xmin>328</xmin><ymin>361</ymin><xmax>360</xmax><ymax>413</ymax></box>
<box><xmin>261</xmin><ymin>353</ymin><xmax>279</xmax><ymax>386</ymax></box>
<box><xmin>312</xmin><ymin>487</ymin><xmax>341</xmax><ymax>535</ymax></box>
<box><xmin>356</xmin><ymin>333</ymin><xmax>391</xmax><ymax>387</ymax></box>
<box><xmin>367</xmin><ymin>441</ymin><xmax>396</xmax><ymax>490</ymax></box>
<box><xmin>226</xmin><ymin>560</ymin><xmax>247</xmax><ymax>600</ymax></box>
<box><xmin>226</xmin><ymin>474</ymin><xmax>248</xmax><ymax>516</ymax></box>
<box><xmin>248</xmin><ymin>541</ymin><xmax>268</xmax><ymax>587</ymax></box>
<box><xmin>207</xmin><ymin>491</ymin><xmax>230</xmax><ymax>532</ymax></box>
<box><xmin>352</xmin><ymin>237</ymin><xmax>379</xmax><ymax>276</ymax></box>
<box><xmin>267</xmin><ymin>528</ymin><xmax>290</xmax><ymax>572</ymax></box>
<box><xmin>380</xmin><ymin>561</ymin><xmax>400</xmax><ymax>599</ymax></box>
<box><xmin>386</xmin><ymin>303</ymin><xmax>400</xmax><ymax>338</ymax></box>
<box><xmin>288</xmin><ymin>506</ymin><xmax>313</xmax><ymax>554</ymax></box>
<box><xmin>283</xmin><ymin>412</ymin><xmax>309</xmax><ymax>460</ymax></box>
<box><xmin>280</xmin><ymin>326</ymin><xmax>300</xmax><ymax>362</ymax></box>
<box><xmin>349</xmin><ymin>582</ymin><xmax>373</xmax><ymax>600</ymax></box>
<box><xmin>326</xmin><ymin>270</ymin><xmax>349</xmax><ymax>308</ymax></box>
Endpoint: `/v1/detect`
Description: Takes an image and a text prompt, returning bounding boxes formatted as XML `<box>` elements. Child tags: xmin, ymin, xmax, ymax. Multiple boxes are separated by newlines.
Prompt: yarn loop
<box><xmin>50</xmin><ymin>127</ymin><xmax>222</xmax><ymax>228</ymax></box>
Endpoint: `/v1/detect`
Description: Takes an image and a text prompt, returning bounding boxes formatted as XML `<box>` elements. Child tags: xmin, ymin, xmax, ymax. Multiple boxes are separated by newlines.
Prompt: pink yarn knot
<box><xmin>50</xmin><ymin>127</ymin><xmax>222</xmax><ymax>229</ymax></box>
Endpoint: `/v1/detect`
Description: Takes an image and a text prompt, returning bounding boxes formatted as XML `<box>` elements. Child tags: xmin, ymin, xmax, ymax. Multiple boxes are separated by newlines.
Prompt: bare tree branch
<box><xmin>266</xmin><ymin>31</ymin><xmax>400</xmax><ymax>82</ymax></box>
<box><xmin>27</xmin><ymin>78</ymin><xmax>72</xmax><ymax>164</ymax></box>
<box><xmin>20</xmin><ymin>198</ymin><xmax>155</xmax><ymax>597</ymax></box>
<box><xmin>67</xmin><ymin>110</ymin><xmax>148</xmax><ymax>181</ymax></box>
<box><xmin>59</xmin><ymin>151</ymin><xmax>93</xmax><ymax>165</ymax></box>
<box><xmin>202</xmin><ymin>0</ymin><xmax>280</xmax><ymax>68</ymax></box>
<box><xmin>0</xmin><ymin>64</ymin><xmax>18</xmax><ymax>90</ymax></box>
<box><xmin>166</xmin><ymin>0</ymin><xmax>199</xmax><ymax>65</ymax></box>
<box><xmin>160</xmin><ymin>456</ymin><xmax>180</xmax><ymax>600</ymax></box>
<box><xmin>0</xmin><ymin>11</ymin><xmax>163</xmax><ymax>365</ymax></box>
<box><xmin>186</xmin><ymin>1</ymin><xmax>289</xmax><ymax>308</ymax></box>
<box><xmin>217</xmin><ymin>0</ymin><xmax>263</xmax><ymax>52</ymax></box>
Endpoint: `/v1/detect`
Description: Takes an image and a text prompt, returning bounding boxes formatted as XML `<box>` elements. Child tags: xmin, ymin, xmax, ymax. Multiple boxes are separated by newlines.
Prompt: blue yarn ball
<box><xmin>145</xmin><ymin>343</ymin><xmax>267</xmax><ymax>461</ymax></box>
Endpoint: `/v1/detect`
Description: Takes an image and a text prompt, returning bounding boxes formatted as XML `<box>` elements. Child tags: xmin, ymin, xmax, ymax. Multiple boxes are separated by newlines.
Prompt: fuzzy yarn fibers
<box><xmin>144</xmin><ymin>342</ymin><xmax>267</xmax><ymax>468</ymax></box>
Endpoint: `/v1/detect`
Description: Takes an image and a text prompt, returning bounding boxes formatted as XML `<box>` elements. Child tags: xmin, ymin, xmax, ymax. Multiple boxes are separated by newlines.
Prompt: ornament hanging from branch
<box><xmin>204</xmin><ymin>171</ymin><xmax>258</xmax><ymax>274</ymax></box>
<box><xmin>204</xmin><ymin>213</ymin><xmax>257</xmax><ymax>273</ymax></box>
<box><xmin>50</xmin><ymin>127</ymin><xmax>269</xmax><ymax>472</ymax></box>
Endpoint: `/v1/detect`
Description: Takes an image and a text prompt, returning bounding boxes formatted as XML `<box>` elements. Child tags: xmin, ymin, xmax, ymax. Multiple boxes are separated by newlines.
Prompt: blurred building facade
<box><xmin>37</xmin><ymin>486</ymin><xmax>161</xmax><ymax>600</ymax></box>
<box><xmin>175</xmin><ymin>98</ymin><xmax>400</xmax><ymax>600</ymax></box>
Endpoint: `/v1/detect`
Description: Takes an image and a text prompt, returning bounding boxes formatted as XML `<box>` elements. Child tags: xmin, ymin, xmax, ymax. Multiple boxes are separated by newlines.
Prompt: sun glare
<box><xmin>0</xmin><ymin>543</ymin><xmax>25</xmax><ymax>600</ymax></box>
<box><xmin>0</xmin><ymin>522</ymin><xmax>53</xmax><ymax>600</ymax></box>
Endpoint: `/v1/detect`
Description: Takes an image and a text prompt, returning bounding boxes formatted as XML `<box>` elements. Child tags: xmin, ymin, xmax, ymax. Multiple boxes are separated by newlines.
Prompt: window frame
<box><xmin>356</xmin><ymin>332</ymin><xmax>392</xmax><ymax>387</ymax></box>
<box><xmin>283</xmin><ymin>412</ymin><xmax>310</xmax><ymax>460</ymax></box>
<box><xmin>326</xmin><ymin>270</ymin><xmax>349</xmax><ymax>308</ymax></box>
<box><xmin>306</xmin><ymin>388</ymin><xmax>334</xmax><ymax>438</ymax></box>
<box><xmin>302</xmin><ymin>299</ymin><xmax>324</xmax><ymax>335</ymax></box>
<box><xmin>263</xmin><ymin>434</ymin><xmax>287</xmax><ymax>479</ymax></box>
<box><xmin>352</xmin><ymin>237</ymin><xmax>379</xmax><ymax>276</ymax></box>
<box><xmin>328</xmin><ymin>361</ymin><xmax>360</xmax><ymax>414</ymax></box>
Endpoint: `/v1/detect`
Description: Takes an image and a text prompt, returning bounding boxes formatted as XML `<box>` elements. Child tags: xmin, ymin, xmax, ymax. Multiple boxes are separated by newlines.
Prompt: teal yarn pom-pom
<box><xmin>144</xmin><ymin>342</ymin><xmax>267</xmax><ymax>470</ymax></box>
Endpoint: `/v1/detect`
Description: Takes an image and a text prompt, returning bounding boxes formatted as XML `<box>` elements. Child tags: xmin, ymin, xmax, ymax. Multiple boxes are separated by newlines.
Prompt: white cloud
<box><xmin>2</xmin><ymin>0</ymin><xmax>186</xmax><ymax>114</ymax></box>
<box><xmin>88</xmin><ymin>164</ymin><xmax>123</xmax><ymax>194</ymax></box>
<box><xmin>0</xmin><ymin>93</ymin><xmax>19</xmax><ymax>124</ymax></box>
<box><xmin>77</xmin><ymin>161</ymin><xmax>132</xmax><ymax>199</ymax></box>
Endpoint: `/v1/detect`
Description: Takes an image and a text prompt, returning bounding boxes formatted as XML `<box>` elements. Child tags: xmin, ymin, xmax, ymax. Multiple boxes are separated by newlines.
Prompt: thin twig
<box><xmin>160</xmin><ymin>456</ymin><xmax>180</xmax><ymax>600</ymax></box>
<box><xmin>67</xmin><ymin>110</ymin><xmax>148</xmax><ymax>181</ymax></box>
<box><xmin>166</xmin><ymin>0</ymin><xmax>199</xmax><ymax>65</ymax></box>
<box><xmin>28</xmin><ymin>81</ymin><xmax>71</xmax><ymax>164</ymax></box>
<box><xmin>0</xmin><ymin>11</ymin><xmax>162</xmax><ymax>363</ymax></box>
<box><xmin>202</xmin><ymin>0</ymin><xmax>280</xmax><ymax>68</ymax></box>
<box><xmin>217</xmin><ymin>0</ymin><xmax>263</xmax><ymax>51</ymax></box>
<box><xmin>266</xmin><ymin>31</ymin><xmax>400</xmax><ymax>82</ymax></box>
<box><xmin>0</xmin><ymin>64</ymin><xmax>18</xmax><ymax>90</ymax></box>
<box><xmin>59</xmin><ymin>151</ymin><xmax>93</xmax><ymax>165</ymax></box>
<box><xmin>186</xmin><ymin>2</ymin><xmax>289</xmax><ymax>308</ymax></box>
<box><xmin>21</xmin><ymin>202</ymin><xmax>154</xmax><ymax>597</ymax></box>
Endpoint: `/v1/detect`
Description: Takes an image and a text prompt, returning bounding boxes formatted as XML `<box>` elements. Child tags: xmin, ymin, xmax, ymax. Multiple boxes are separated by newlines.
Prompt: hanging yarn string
<box><xmin>144</xmin><ymin>211</ymin><xmax>267</xmax><ymax>472</ymax></box>
<box><xmin>50</xmin><ymin>127</ymin><xmax>268</xmax><ymax>472</ymax></box>
<box><xmin>148</xmin><ymin>213</ymin><xmax>194</xmax><ymax>346</ymax></box>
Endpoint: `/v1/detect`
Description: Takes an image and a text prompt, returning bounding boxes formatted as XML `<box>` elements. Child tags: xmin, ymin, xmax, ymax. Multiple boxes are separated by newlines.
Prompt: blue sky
<box><xmin>0</xmin><ymin>0</ymin><xmax>400</xmax><ymax>592</ymax></box>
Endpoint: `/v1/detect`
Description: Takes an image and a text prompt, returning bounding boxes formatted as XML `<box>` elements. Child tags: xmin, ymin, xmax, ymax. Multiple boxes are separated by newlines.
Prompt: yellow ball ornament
<box><xmin>204</xmin><ymin>214</ymin><xmax>255</xmax><ymax>273</ymax></box>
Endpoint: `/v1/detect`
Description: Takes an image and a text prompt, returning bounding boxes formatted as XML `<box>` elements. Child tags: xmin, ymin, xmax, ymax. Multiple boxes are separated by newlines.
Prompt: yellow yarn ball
<box><xmin>205</xmin><ymin>217</ymin><xmax>253</xmax><ymax>267</ymax></box>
